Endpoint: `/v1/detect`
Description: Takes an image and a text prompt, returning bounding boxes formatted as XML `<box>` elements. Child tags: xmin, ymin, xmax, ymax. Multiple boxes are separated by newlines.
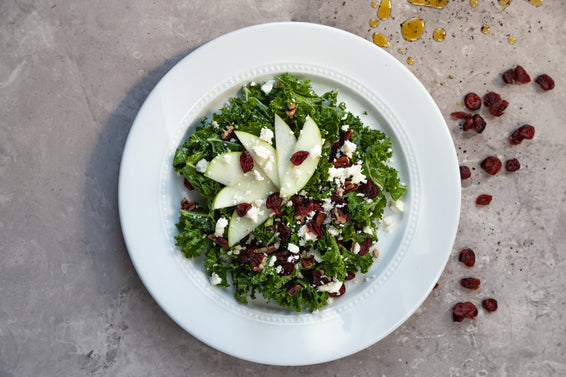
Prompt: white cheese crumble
<box><xmin>268</xmin><ymin>255</ymin><xmax>277</xmax><ymax>267</ymax></box>
<box><xmin>288</xmin><ymin>243</ymin><xmax>300</xmax><ymax>254</ymax></box>
<box><xmin>328</xmin><ymin>226</ymin><xmax>340</xmax><ymax>237</ymax></box>
<box><xmin>275</xmin><ymin>265</ymin><xmax>283</xmax><ymax>274</ymax></box>
<box><xmin>264</xmin><ymin>160</ymin><xmax>273</xmax><ymax>173</ymax></box>
<box><xmin>352</xmin><ymin>242</ymin><xmax>361</xmax><ymax>255</ymax></box>
<box><xmin>211</xmin><ymin>120</ymin><xmax>220</xmax><ymax>129</ymax></box>
<box><xmin>341</xmin><ymin>124</ymin><xmax>350</xmax><ymax>131</ymax></box>
<box><xmin>327</xmin><ymin>164</ymin><xmax>367</xmax><ymax>185</ymax></box>
<box><xmin>363</xmin><ymin>226</ymin><xmax>373</xmax><ymax>235</ymax></box>
<box><xmin>253</xmin><ymin>169</ymin><xmax>264</xmax><ymax>181</ymax></box>
<box><xmin>215</xmin><ymin>217</ymin><xmax>228</xmax><ymax>237</ymax></box>
<box><xmin>252</xmin><ymin>145</ymin><xmax>271</xmax><ymax>161</ymax></box>
<box><xmin>317</xmin><ymin>280</ymin><xmax>343</xmax><ymax>293</ymax></box>
<box><xmin>309</xmin><ymin>144</ymin><xmax>322</xmax><ymax>158</ymax></box>
<box><xmin>259</xmin><ymin>127</ymin><xmax>274</xmax><ymax>144</ymax></box>
<box><xmin>298</xmin><ymin>224</ymin><xmax>318</xmax><ymax>241</ymax></box>
<box><xmin>340</xmin><ymin>140</ymin><xmax>357</xmax><ymax>158</ymax></box>
<box><xmin>246</xmin><ymin>205</ymin><xmax>264</xmax><ymax>223</ymax></box>
<box><xmin>195</xmin><ymin>158</ymin><xmax>209</xmax><ymax>173</ymax></box>
<box><xmin>210</xmin><ymin>272</ymin><xmax>222</xmax><ymax>286</ymax></box>
<box><xmin>321</xmin><ymin>198</ymin><xmax>333</xmax><ymax>212</ymax></box>
<box><xmin>390</xmin><ymin>199</ymin><xmax>405</xmax><ymax>213</ymax></box>
<box><xmin>261</xmin><ymin>80</ymin><xmax>275</xmax><ymax>94</ymax></box>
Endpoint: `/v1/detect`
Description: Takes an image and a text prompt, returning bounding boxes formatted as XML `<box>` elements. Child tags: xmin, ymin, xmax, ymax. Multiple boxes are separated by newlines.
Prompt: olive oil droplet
<box><xmin>527</xmin><ymin>0</ymin><xmax>543</xmax><ymax>6</ymax></box>
<box><xmin>481</xmin><ymin>24</ymin><xmax>491</xmax><ymax>34</ymax></box>
<box><xmin>401</xmin><ymin>17</ymin><xmax>425</xmax><ymax>42</ymax></box>
<box><xmin>433</xmin><ymin>28</ymin><xmax>446</xmax><ymax>42</ymax></box>
<box><xmin>371</xmin><ymin>0</ymin><xmax>379</xmax><ymax>8</ymax></box>
<box><xmin>499</xmin><ymin>0</ymin><xmax>512</xmax><ymax>9</ymax></box>
<box><xmin>372</xmin><ymin>32</ymin><xmax>391</xmax><ymax>47</ymax></box>
<box><xmin>407</xmin><ymin>0</ymin><xmax>449</xmax><ymax>9</ymax></box>
<box><xmin>407</xmin><ymin>57</ymin><xmax>415</xmax><ymax>65</ymax></box>
<box><xmin>508</xmin><ymin>35</ymin><xmax>516</xmax><ymax>45</ymax></box>
<box><xmin>369</xmin><ymin>18</ymin><xmax>379</xmax><ymax>28</ymax></box>
<box><xmin>469</xmin><ymin>0</ymin><xmax>478</xmax><ymax>7</ymax></box>
<box><xmin>397</xmin><ymin>48</ymin><xmax>404</xmax><ymax>54</ymax></box>
<box><xmin>377</xmin><ymin>0</ymin><xmax>392</xmax><ymax>20</ymax></box>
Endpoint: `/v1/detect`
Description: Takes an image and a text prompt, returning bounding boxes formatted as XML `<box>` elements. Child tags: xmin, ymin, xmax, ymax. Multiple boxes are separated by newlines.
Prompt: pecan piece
<box><xmin>313</xmin><ymin>212</ymin><xmax>327</xmax><ymax>225</ymax></box>
<box><xmin>207</xmin><ymin>234</ymin><xmax>229</xmax><ymax>249</ymax></box>
<box><xmin>331</xmin><ymin>207</ymin><xmax>348</xmax><ymax>225</ymax></box>
<box><xmin>183</xmin><ymin>178</ymin><xmax>194</xmax><ymax>191</ymax></box>
<box><xmin>285</xmin><ymin>102</ymin><xmax>297</xmax><ymax>119</ymax></box>
<box><xmin>253</xmin><ymin>246</ymin><xmax>277</xmax><ymax>254</ymax></box>
<box><xmin>342</xmin><ymin>181</ymin><xmax>359</xmax><ymax>194</ymax></box>
<box><xmin>221</xmin><ymin>125</ymin><xmax>235</xmax><ymax>140</ymax></box>
<box><xmin>332</xmin><ymin>156</ymin><xmax>351</xmax><ymax>168</ymax></box>
<box><xmin>180</xmin><ymin>198</ymin><xmax>197</xmax><ymax>211</ymax></box>
<box><xmin>301</xmin><ymin>254</ymin><xmax>315</xmax><ymax>268</ymax></box>
<box><xmin>250</xmin><ymin>253</ymin><xmax>268</xmax><ymax>272</ymax></box>
<box><xmin>286</xmin><ymin>284</ymin><xmax>302</xmax><ymax>296</ymax></box>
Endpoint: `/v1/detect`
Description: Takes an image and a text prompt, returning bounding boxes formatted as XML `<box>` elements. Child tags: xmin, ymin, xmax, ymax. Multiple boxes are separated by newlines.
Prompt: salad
<box><xmin>173</xmin><ymin>74</ymin><xmax>407</xmax><ymax>312</ymax></box>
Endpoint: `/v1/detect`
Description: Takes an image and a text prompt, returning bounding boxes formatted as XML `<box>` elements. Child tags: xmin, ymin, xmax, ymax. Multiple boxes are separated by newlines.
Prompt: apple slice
<box><xmin>234</xmin><ymin>131</ymin><xmax>280</xmax><ymax>187</ymax></box>
<box><xmin>279</xmin><ymin>116</ymin><xmax>322</xmax><ymax>198</ymax></box>
<box><xmin>274</xmin><ymin>115</ymin><xmax>297</xmax><ymax>197</ymax></box>
<box><xmin>227</xmin><ymin>201</ymin><xmax>272</xmax><ymax>246</ymax></box>
<box><xmin>204</xmin><ymin>151</ymin><xmax>244</xmax><ymax>186</ymax></box>
<box><xmin>213</xmin><ymin>169</ymin><xmax>276</xmax><ymax>209</ymax></box>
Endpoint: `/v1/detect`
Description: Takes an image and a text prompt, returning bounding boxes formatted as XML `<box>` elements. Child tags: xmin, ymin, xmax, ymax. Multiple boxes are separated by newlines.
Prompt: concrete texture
<box><xmin>1</xmin><ymin>0</ymin><xmax>565</xmax><ymax>375</ymax></box>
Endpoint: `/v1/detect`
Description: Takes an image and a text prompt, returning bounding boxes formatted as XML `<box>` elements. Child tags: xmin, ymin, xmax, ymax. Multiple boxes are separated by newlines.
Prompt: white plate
<box><xmin>118</xmin><ymin>22</ymin><xmax>460</xmax><ymax>366</ymax></box>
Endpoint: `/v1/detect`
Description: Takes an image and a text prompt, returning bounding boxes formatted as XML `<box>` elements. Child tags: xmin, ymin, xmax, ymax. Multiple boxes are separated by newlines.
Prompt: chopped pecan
<box><xmin>313</xmin><ymin>212</ymin><xmax>327</xmax><ymax>225</ymax></box>
<box><xmin>294</xmin><ymin>214</ymin><xmax>307</xmax><ymax>224</ymax></box>
<box><xmin>286</xmin><ymin>284</ymin><xmax>302</xmax><ymax>296</ymax></box>
<box><xmin>253</xmin><ymin>246</ymin><xmax>277</xmax><ymax>254</ymax></box>
<box><xmin>221</xmin><ymin>125</ymin><xmax>235</xmax><ymax>140</ymax></box>
<box><xmin>285</xmin><ymin>102</ymin><xmax>297</xmax><ymax>119</ymax></box>
<box><xmin>332</xmin><ymin>156</ymin><xmax>351</xmax><ymax>168</ymax></box>
<box><xmin>180</xmin><ymin>198</ymin><xmax>197</xmax><ymax>211</ymax></box>
<box><xmin>301</xmin><ymin>253</ymin><xmax>315</xmax><ymax>268</ymax></box>
<box><xmin>207</xmin><ymin>234</ymin><xmax>229</xmax><ymax>249</ymax></box>
<box><xmin>331</xmin><ymin>207</ymin><xmax>348</xmax><ymax>225</ymax></box>
<box><xmin>250</xmin><ymin>253</ymin><xmax>267</xmax><ymax>271</ymax></box>
<box><xmin>183</xmin><ymin>178</ymin><xmax>194</xmax><ymax>191</ymax></box>
<box><xmin>342</xmin><ymin>181</ymin><xmax>359</xmax><ymax>194</ymax></box>
<box><xmin>306</xmin><ymin>222</ymin><xmax>323</xmax><ymax>238</ymax></box>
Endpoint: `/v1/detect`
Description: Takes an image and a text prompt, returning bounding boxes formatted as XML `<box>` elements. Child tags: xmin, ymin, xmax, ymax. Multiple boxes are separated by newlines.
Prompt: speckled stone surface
<box><xmin>1</xmin><ymin>1</ymin><xmax>565</xmax><ymax>376</ymax></box>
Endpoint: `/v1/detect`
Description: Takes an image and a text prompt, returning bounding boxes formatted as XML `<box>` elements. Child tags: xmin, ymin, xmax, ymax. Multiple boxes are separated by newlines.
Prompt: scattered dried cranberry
<box><xmin>295</xmin><ymin>199</ymin><xmax>315</xmax><ymax>215</ymax></box>
<box><xmin>434</xmin><ymin>283</ymin><xmax>439</xmax><ymax>289</ymax></box>
<box><xmin>509</xmin><ymin>124</ymin><xmax>535</xmax><ymax>145</ymax></box>
<box><xmin>277</xmin><ymin>222</ymin><xmax>291</xmax><ymax>240</ymax></box>
<box><xmin>236</xmin><ymin>203</ymin><xmax>252</xmax><ymax>217</ymax></box>
<box><xmin>460</xmin><ymin>277</ymin><xmax>481</xmax><ymax>290</ymax></box>
<box><xmin>266</xmin><ymin>192</ymin><xmax>283</xmax><ymax>217</ymax></box>
<box><xmin>514</xmin><ymin>65</ymin><xmax>531</xmax><ymax>84</ymax></box>
<box><xmin>451</xmin><ymin>111</ymin><xmax>473</xmax><ymax>119</ymax></box>
<box><xmin>483</xmin><ymin>92</ymin><xmax>508</xmax><ymax>117</ymax></box>
<box><xmin>306</xmin><ymin>270</ymin><xmax>323</xmax><ymax>286</ymax></box>
<box><xmin>483</xmin><ymin>91</ymin><xmax>502</xmax><ymax>108</ymax></box>
<box><xmin>329</xmin><ymin>283</ymin><xmax>346</xmax><ymax>297</ymax></box>
<box><xmin>491</xmin><ymin>99</ymin><xmax>509</xmax><ymax>117</ymax></box>
<box><xmin>240</xmin><ymin>151</ymin><xmax>254</xmax><ymax>173</ymax></box>
<box><xmin>183</xmin><ymin>178</ymin><xmax>194</xmax><ymax>191</ymax></box>
<box><xmin>482</xmin><ymin>298</ymin><xmax>498</xmax><ymax>313</ymax></box>
<box><xmin>535</xmin><ymin>74</ymin><xmax>555</xmax><ymax>91</ymax></box>
<box><xmin>459</xmin><ymin>166</ymin><xmax>471</xmax><ymax>180</ymax></box>
<box><xmin>290</xmin><ymin>151</ymin><xmax>309</xmax><ymax>165</ymax></box>
<box><xmin>476</xmin><ymin>194</ymin><xmax>493</xmax><ymax>206</ymax></box>
<box><xmin>452</xmin><ymin>302</ymin><xmax>478</xmax><ymax>322</ymax></box>
<box><xmin>505</xmin><ymin>158</ymin><xmax>520</xmax><ymax>172</ymax></box>
<box><xmin>472</xmin><ymin>114</ymin><xmax>486</xmax><ymax>133</ymax></box>
<box><xmin>502</xmin><ymin>69</ymin><xmax>516</xmax><ymax>84</ymax></box>
<box><xmin>358</xmin><ymin>238</ymin><xmax>373</xmax><ymax>256</ymax></box>
<box><xmin>306</xmin><ymin>222</ymin><xmax>323</xmax><ymax>238</ymax></box>
<box><xmin>459</xmin><ymin>248</ymin><xmax>476</xmax><ymax>267</ymax></box>
<box><xmin>464</xmin><ymin>92</ymin><xmax>482</xmax><ymax>111</ymax></box>
<box><xmin>480</xmin><ymin>156</ymin><xmax>503</xmax><ymax>175</ymax></box>
<box><xmin>359</xmin><ymin>181</ymin><xmax>379</xmax><ymax>198</ymax></box>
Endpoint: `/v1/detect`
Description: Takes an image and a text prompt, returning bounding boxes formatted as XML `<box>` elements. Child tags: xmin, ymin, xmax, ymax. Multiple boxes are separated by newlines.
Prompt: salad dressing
<box><xmin>372</xmin><ymin>32</ymin><xmax>391</xmax><ymax>47</ymax></box>
<box><xmin>377</xmin><ymin>0</ymin><xmax>391</xmax><ymax>20</ymax></box>
<box><xmin>401</xmin><ymin>17</ymin><xmax>425</xmax><ymax>41</ymax></box>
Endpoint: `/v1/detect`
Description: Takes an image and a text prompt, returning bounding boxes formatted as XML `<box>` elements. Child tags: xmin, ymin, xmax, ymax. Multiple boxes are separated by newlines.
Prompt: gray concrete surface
<box><xmin>1</xmin><ymin>1</ymin><xmax>565</xmax><ymax>376</ymax></box>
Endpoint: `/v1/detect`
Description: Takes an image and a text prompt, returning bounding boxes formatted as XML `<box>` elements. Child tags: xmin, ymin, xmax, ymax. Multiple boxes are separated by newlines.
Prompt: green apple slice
<box><xmin>274</xmin><ymin>115</ymin><xmax>297</xmax><ymax>197</ymax></box>
<box><xmin>227</xmin><ymin>201</ymin><xmax>272</xmax><ymax>246</ymax></box>
<box><xmin>234</xmin><ymin>131</ymin><xmax>280</xmax><ymax>187</ymax></box>
<box><xmin>204</xmin><ymin>151</ymin><xmax>244</xmax><ymax>186</ymax></box>
<box><xmin>279</xmin><ymin>116</ymin><xmax>322</xmax><ymax>198</ymax></box>
<box><xmin>213</xmin><ymin>169</ymin><xmax>276</xmax><ymax>209</ymax></box>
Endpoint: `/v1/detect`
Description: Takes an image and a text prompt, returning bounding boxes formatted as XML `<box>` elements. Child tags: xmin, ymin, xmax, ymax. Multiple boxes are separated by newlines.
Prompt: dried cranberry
<box><xmin>359</xmin><ymin>181</ymin><xmax>379</xmax><ymax>198</ymax></box>
<box><xmin>286</xmin><ymin>284</ymin><xmax>302</xmax><ymax>296</ymax></box>
<box><xmin>460</xmin><ymin>277</ymin><xmax>481</xmax><ymax>290</ymax></box>
<box><xmin>343</xmin><ymin>129</ymin><xmax>353</xmax><ymax>141</ymax></box>
<box><xmin>306</xmin><ymin>222</ymin><xmax>323</xmax><ymax>238</ymax></box>
<box><xmin>490</xmin><ymin>100</ymin><xmax>509</xmax><ymax>117</ymax></box>
<box><xmin>290</xmin><ymin>151</ymin><xmax>309</xmax><ymax>165</ymax></box>
<box><xmin>240</xmin><ymin>151</ymin><xmax>254</xmax><ymax>173</ymax></box>
<box><xmin>535</xmin><ymin>74</ymin><xmax>555</xmax><ymax>91</ymax></box>
<box><xmin>502</xmin><ymin>69</ymin><xmax>516</xmax><ymax>84</ymax></box>
<box><xmin>452</xmin><ymin>302</ymin><xmax>478</xmax><ymax>322</ymax></box>
<box><xmin>473</xmin><ymin>114</ymin><xmax>486</xmax><ymax>133</ymax></box>
<box><xmin>462</xmin><ymin>118</ymin><xmax>474</xmax><ymax>132</ymax></box>
<box><xmin>480</xmin><ymin>156</ymin><xmax>502</xmax><ymax>175</ymax></box>
<box><xmin>464</xmin><ymin>93</ymin><xmax>481</xmax><ymax>111</ymax></box>
<box><xmin>358</xmin><ymin>238</ymin><xmax>372</xmax><ymax>256</ymax></box>
<box><xmin>330</xmin><ymin>194</ymin><xmax>346</xmax><ymax>205</ymax></box>
<box><xmin>345</xmin><ymin>271</ymin><xmax>356</xmax><ymax>281</ymax></box>
<box><xmin>266</xmin><ymin>192</ymin><xmax>283</xmax><ymax>217</ymax></box>
<box><xmin>476</xmin><ymin>194</ymin><xmax>493</xmax><ymax>206</ymax></box>
<box><xmin>295</xmin><ymin>199</ymin><xmax>315</xmax><ymax>215</ymax></box>
<box><xmin>329</xmin><ymin>283</ymin><xmax>346</xmax><ymax>298</ymax></box>
<box><xmin>460</xmin><ymin>166</ymin><xmax>471</xmax><ymax>180</ymax></box>
<box><xmin>482</xmin><ymin>298</ymin><xmax>498</xmax><ymax>313</ymax></box>
<box><xmin>509</xmin><ymin>125</ymin><xmax>535</xmax><ymax>145</ymax></box>
<box><xmin>306</xmin><ymin>270</ymin><xmax>323</xmax><ymax>286</ymax></box>
<box><xmin>183</xmin><ymin>178</ymin><xmax>194</xmax><ymax>191</ymax></box>
<box><xmin>514</xmin><ymin>65</ymin><xmax>531</xmax><ymax>84</ymax></box>
<box><xmin>236</xmin><ymin>203</ymin><xmax>252</xmax><ymax>217</ymax></box>
<box><xmin>451</xmin><ymin>111</ymin><xmax>473</xmax><ymax>119</ymax></box>
<box><xmin>459</xmin><ymin>248</ymin><xmax>475</xmax><ymax>267</ymax></box>
<box><xmin>277</xmin><ymin>262</ymin><xmax>294</xmax><ymax>276</ymax></box>
<box><xmin>483</xmin><ymin>92</ymin><xmax>502</xmax><ymax>108</ymax></box>
<box><xmin>277</xmin><ymin>222</ymin><xmax>291</xmax><ymax>240</ymax></box>
<box><xmin>505</xmin><ymin>158</ymin><xmax>520</xmax><ymax>172</ymax></box>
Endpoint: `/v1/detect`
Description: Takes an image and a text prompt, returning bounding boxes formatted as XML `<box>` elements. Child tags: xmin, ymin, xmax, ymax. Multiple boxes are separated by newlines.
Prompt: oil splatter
<box><xmin>433</xmin><ymin>27</ymin><xmax>447</xmax><ymax>42</ymax></box>
<box><xmin>407</xmin><ymin>0</ymin><xmax>449</xmax><ymax>8</ymax></box>
<box><xmin>507</xmin><ymin>35</ymin><xmax>517</xmax><ymax>44</ymax></box>
<box><xmin>369</xmin><ymin>18</ymin><xmax>379</xmax><ymax>28</ymax></box>
<box><xmin>407</xmin><ymin>57</ymin><xmax>415</xmax><ymax>65</ymax></box>
<box><xmin>481</xmin><ymin>24</ymin><xmax>491</xmax><ymax>34</ymax></box>
<box><xmin>372</xmin><ymin>32</ymin><xmax>391</xmax><ymax>47</ymax></box>
<box><xmin>377</xmin><ymin>0</ymin><xmax>392</xmax><ymax>20</ymax></box>
<box><xmin>401</xmin><ymin>17</ymin><xmax>425</xmax><ymax>41</ymax></box>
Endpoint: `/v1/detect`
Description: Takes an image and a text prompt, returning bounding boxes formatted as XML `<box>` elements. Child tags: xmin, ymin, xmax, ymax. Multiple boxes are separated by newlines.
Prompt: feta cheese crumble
<box><xmin>195</xmin><ymin>158</ymin><xmax>209</xmax><ymax>173</ymax></box>
<box><xmin>259</xmin><ymin>127</ymin><xmax>274</xmax><ymax>144</ymax></box>
<box><xmin>390</xmin><ymin>199</ymin><xmax>405</xmax><ymax>213</ymax></box>
<box><xmin>327</xmin><ymin>164</ymin><xmax>367</xmax><ymax>185</ymax></box>
<box><xmin>288</xmin><ymin>243</ymin><xmax>300</xmax><ymax>254</ymax></box>
<box><xmin>210</xmin><ymin>272</ymin><xmax>222</xmax><ymax>286</ymax></box>
<box><xmin>252</xmin><ymin>145</ymin><xmax>271</xmax><ymax>161</ymax></box>
<box><xmin>316</xmin><ymin>279</ymin><xmax>343</xmax><ymax>293</ymax></box>
<box><xmin>261</xmin><ymin>80</ymin><xmax>275</xmax><ymax>94</ymax></box>
<box><xmin>215</xmin><ymin>217</ymin><xmax>228</xmax><ymax>237</ymax></box>
<box><xmin>340</xmin><ymin>140</ymin><xmax>357</xmax><ymax>158</ymax></box>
